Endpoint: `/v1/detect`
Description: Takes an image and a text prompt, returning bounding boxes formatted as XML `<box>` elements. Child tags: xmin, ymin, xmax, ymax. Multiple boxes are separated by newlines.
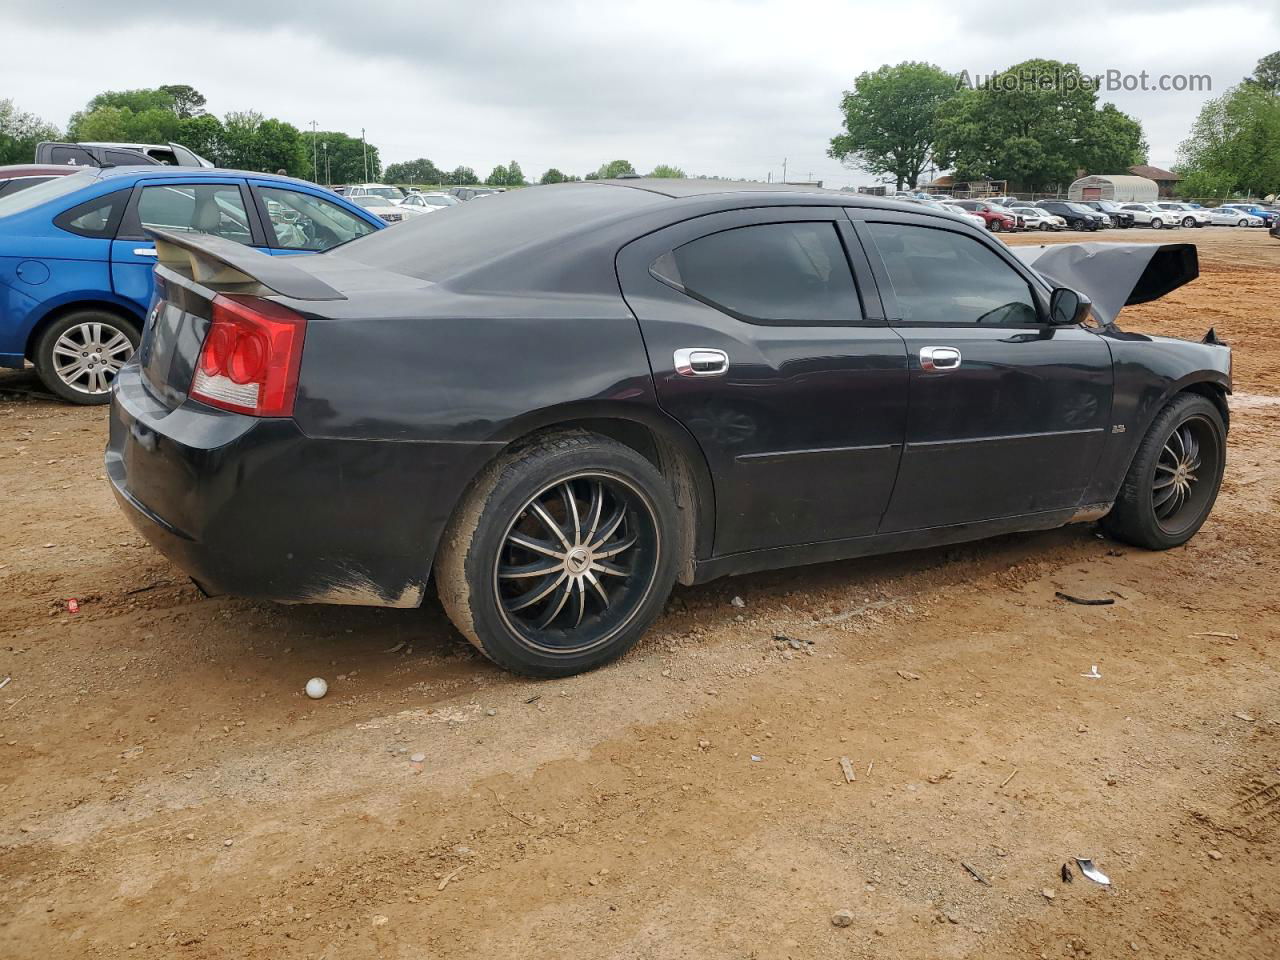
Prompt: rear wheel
<box><xmin>1182</xmin><ymin>216</ymin><xmax>1195</xmax><ymax>228</ymax></box>
<box><xmin>435</xmin><ymin>431</ymin><xmax>679</xmax><ymax>677</ymax></box>
<box><xmin>1238</xmin><ymin>219</ymin><xmax>1249</xmax><ymax>227</ymax></box>
<box><xmin>34</xmin><ymin>310</ymin><xmax>140</xmax><ymax>405</ymax></box>
<box><xmin>1102</xmin><ymin>394</ymin><xmax>1225</xmax><ymax>550</ymax></box>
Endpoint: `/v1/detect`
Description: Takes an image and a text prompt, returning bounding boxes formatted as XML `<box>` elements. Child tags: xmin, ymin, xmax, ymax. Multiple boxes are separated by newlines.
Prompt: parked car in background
<box><xmin>1035</xmin><ymin>200</ymin><xmax>1105</xmax><ymax>231</ymax></box>
<box><xmin>0</xmin><ymin>167</ymin><xmax>384</xmax><ymax>403</ymax></box>
<box><xmin>1205</xmin><ymin>207</ymin><xmax>1264</xmax><ymax>227</ymax></box>
<box><xmin>398</xmin><ymin>191</ymin><xmax>460</xmax><ymax>213</ymax></box>
<box><xmin>1012</xmin><ymin>206</ymin><xmax>1065</xmax><ymax>231</ymax></box>
<box><xmin>36</xmin><ymin>140</ymin><xmax>212</xmax><ymax>168</ymax></box>
<box><xmin>350</xmin><ymin>195</ymin><xmax>411</xmax><ymax>222</ymax></box>
<box><xmin>344</xmin><ymin>183</ymin><xmax>407</xmax><ymax>202</ymax></box>
<box><xmin>950</xmin><ymin>199</ymin><xmax>1017</xmax><ymax>232</ymax></box>
<box><xmin>1151</xmin><ymin>202</ymin><xmax>1209</xmax><ymax>228</ymax></box>
<box><xmin>106</xmin><ymin>179</ymin><xmax>1230</xmax><ymax>678</ymax></box>
<box><xmin>0</xmin><ymin>164</ymin><xmax>80</xmax><ymax>197</ymax></box>
<box><xmin>1077</xmin><ymin>200</ymin><xmax>1135</xmax><ymax>228</ymax></box>
<box><xmin>448</xmin><ymin>186</ymin><xmax>505</xmax><ymax>201</ymax></box>
<box><xmin>1221</xmin><ymin>203</ymin><xmax>1278</xmax><ymax>227</ymax></box>
<box><xmin>1118</xmin><ymin>203</ymin><xmax>1177</xmax><ymax>229</ymax></box>
<box><xmin>985</xmin><ymin>195</ymin><xmax>1025</xmax><ymax>208</ymax></box>
<box><xmin>940</xmin><ymin>202</ymin><xmax>991</xmax><ymax>230</ymax></box>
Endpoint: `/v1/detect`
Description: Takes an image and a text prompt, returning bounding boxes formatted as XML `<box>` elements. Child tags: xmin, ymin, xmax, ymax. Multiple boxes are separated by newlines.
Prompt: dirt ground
<box><xmin>1</xmin><ymin>226</ymin><xmax>1278</xmax><ymax>960</ymax></box>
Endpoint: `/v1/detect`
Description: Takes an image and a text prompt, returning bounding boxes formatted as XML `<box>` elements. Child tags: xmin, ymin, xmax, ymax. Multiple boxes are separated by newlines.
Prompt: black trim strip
<box><xmin>910</xmin><ymin>427</ymin><xmax>1104</xmax><ymax>449</ymax></box>
<box><xmin>737</xmin><ymin>442</ymin><xmax>899</xmax><ymax>463</ymax></box>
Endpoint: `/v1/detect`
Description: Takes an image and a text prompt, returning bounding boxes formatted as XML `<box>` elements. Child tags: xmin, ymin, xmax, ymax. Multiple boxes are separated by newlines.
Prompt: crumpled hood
<box><xmin>1013</xmin><ymin>242</ymin><xmax>1198</xmax><ymax>326</ymax></box>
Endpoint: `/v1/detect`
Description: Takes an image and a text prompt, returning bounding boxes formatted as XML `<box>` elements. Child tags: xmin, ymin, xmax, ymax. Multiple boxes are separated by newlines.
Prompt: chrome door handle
<box><xmin>674</xmin><ymin>348</ymin><xmax>729</xmax><ymax>377</ymax></box>
<box><xmin>133</xmin><ymin>247</ymin><xmax>157</xmax><ymax>257</ymax></box>
<box><xmin>920</xmin><ymin>346</ymin><xmax>962</xmax><ymax>371</ymax></box>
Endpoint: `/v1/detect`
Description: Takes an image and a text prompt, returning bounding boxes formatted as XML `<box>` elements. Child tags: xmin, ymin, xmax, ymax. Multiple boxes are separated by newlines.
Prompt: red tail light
<box><xmin>190</xmin><ymin>295</ymin><xmax>306</xmax><ymax>417</ymax></box>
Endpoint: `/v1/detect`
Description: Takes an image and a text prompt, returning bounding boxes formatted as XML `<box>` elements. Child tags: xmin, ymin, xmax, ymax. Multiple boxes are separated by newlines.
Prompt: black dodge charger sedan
<box><xmin>107</xmin><ymin>180</ymin><xmax>1231</xmax><ymax>676</ymax></box>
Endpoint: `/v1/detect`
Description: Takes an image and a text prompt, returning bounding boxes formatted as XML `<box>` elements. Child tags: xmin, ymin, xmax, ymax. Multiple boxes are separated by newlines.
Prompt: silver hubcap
<box><xmin>52</xmin><ymin>321</ymin><xmax>133</xmax><ymax>394</ymax></box>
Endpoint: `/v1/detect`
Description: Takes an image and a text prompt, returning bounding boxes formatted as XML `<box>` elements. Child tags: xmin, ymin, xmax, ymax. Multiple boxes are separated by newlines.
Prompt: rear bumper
<box><xmin>106</xmin><ymin>362</ymin><xmax>498</xmax><ymax>606</ymax></box>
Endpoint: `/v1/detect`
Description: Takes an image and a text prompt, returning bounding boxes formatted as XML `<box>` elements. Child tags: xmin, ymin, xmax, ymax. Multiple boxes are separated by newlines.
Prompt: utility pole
<box><xmin>311</xmin><ymin>121</ymin><xmax>318</xmax><ymax>183</ymax></box>
<box><xmin>322</xmin><ymin>141</ymin><xmax>329</xmax><ymax>186</ymax></box>
<box><xmin>362</xmin><ymin>128</ymin><xmax>368</xmax><ymax>183</ymax></box>
<box><xmin>782</xmin><ymin>157</ymin><xmax>787</xmax><ymax>183</ymax></box>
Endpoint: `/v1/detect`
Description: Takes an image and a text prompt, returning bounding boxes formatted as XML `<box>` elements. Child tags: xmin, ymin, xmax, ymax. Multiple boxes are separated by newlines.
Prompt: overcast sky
<box><xmin>3</xmin><ymin>0</ymin><xmax>1277</xmax><ymax>186</ymax></box>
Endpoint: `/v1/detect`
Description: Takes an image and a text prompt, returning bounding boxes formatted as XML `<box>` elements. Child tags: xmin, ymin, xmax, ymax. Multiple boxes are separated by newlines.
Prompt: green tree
<box><xmin>1245</xmin><ymin>50</ymin><xmax>1280</xmax><ymax>92</ymax></box>
<box><xmin>0</xmin><ymin>98</ymin><xmax>60</xmax><ymax>165</ymax></box>
<box><xmin>177</xmin><ymin>114</ymin><xmax>224</xmax><ymax>163</ymax></box>
<box><xmin>1176</xmin><ymin>84</ymin><xmax>1280</xmax><ymax>198</ymax></box>
<box><xmin>314</xmin><ymin>131</ymin><xmax>380</xmax><ymax>183</ymax></box>
<box><xmin>221</xmin><ymin>112</ymin><xmax>308</xmax><ymax>175</ymax></box>
<box><xmin>383</xmin><ymin>158</ymin><xmax>444</xmax><ymax>184</ymax></box>
<box><xmin>540</xmin><ymin>167</ymin><xmax>568</xmax><ymax>184</ymax></box>
<box><xmin>648</xmin><ymin>164</ymin><xmax>685</xmax><ymax>178</ymax></box>
<box><xmin>594</xmin><ymin>159</ymin><xmax>636</xmax><ymax>179</ymax></box>
<box><xmin>828</xmin><ymin>62</ymin><xmax>958</xmax><ymax>190</ymax></box>
<box><xmin>485</xmin><ymin>163</ymin><xmax>510</xmax><ymax>185</ymax></box>
<box><xmin>159</xmin><ymin>84</ymin><xmax>206</xmax><ymax>119</ymax></box>
<box><xmin>448</xmin><ymin>165</ymin><xmax>477</xmax><ymax>185</ymax></box>
<box><xmin>935</xmin><ymin>59</ymin><xmax>1146</xmax><ymax>191</ymax></box>
<box><xmin>505</xmin><ymin>160</ymin><xmax>527</xmax><ymax>185</ymax></box>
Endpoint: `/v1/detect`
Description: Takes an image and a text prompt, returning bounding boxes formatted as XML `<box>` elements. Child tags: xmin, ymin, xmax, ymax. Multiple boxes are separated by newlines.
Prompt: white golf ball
<box><xmin>305</xmin><ymin>677</ymin><xmax>328</xmax><ymax>699</ymax></box>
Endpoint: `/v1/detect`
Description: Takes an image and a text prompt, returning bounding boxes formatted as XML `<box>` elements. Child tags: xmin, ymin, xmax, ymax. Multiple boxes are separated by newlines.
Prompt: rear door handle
<box><xmin>920</xmin><ymin>346</ymin><xmax>962</xmax><ymax>371</ymax></box>
<box><xmin>674</xmin><ymin>348</ymin><xmax>729</xmax><ymax>377</ymax></box>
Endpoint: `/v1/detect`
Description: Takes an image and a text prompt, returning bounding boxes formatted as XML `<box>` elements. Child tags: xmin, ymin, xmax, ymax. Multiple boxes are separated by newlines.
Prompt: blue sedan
<box><xmin>0</xmin><ymin>166</ymin><xmax>385</xmax><ymax>403</ymax></box>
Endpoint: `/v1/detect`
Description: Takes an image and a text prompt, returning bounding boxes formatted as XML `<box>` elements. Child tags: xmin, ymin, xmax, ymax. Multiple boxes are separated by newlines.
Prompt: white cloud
<box><xmin>2</xmin><ymin>1</ymin><xmax>1276</xmax><ymax>184</ymax></box>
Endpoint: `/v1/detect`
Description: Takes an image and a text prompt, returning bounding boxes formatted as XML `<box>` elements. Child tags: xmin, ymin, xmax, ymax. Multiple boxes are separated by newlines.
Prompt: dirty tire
<box><xmin>435</xmin><ymin>431</ymin><xmax>680</xmax><ymax>677</ymax></box>
<box><xmin>34</xmin><ymin>309</ymin><xmax>140</xmax><ymax>405</ymax></box>
<box><xmin>1102</xmin><ymin>393</ymin><xmax>1226</xmax><ymax>550</ymax></box>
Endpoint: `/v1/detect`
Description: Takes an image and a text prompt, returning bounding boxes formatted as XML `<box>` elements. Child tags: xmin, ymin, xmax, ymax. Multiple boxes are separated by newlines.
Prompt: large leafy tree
<box><xmin>505</xmin><ymin>160</ymin><xmax>526</xmax><ymax>186</ymax></box>
<box><xmin>0</xmin><ymin>98</ymin><xmax>60</xmax><ymax>165</ymax></box>
<box><xmin>222</xmin><ymin>112</ymin><xmax>308</xmax><ymax>175</ymax></box>
<box><xmin>1177</xmin><ymin>83</ymin><xmax>1280</xmax><ymax>198</ymax></box>
<box><xmin>1245</xmin><ymin>49</ymin><xmax>1280</xmax><ymax>92</ymax></box>
<box><xmin>313</xmin><ymin>130</ymin><xmax>380</xmax><ymax>183</ymax></box>
<box><xmin>485</xmin><ymin>163</ymin><xmax>510</xmax><ymax>185</ymax></box>
<box><xmin>593</xmin><ymin>159</ymin><xmax>636</xmax><ymax>179</ymax></box>
<box><xmin>159</xmin><ymin>84</ymin><xmax>206</xmax><ymax>119</ymax></box>
<box><xmin>648</xmin><ymin>164</ymin><xmax>685</xmax><ymax>178</ymax></box>
<box><xmin>828</xmin><ymin>62</ymin><xmax>958</xmax><ymax>189</ymax></box>
<box><xmin>935</xmin><ymin>59</ymin><xmax>1146</xmax><ymax>191</ymax></box>
<box><xmin>383</xmin><ymin>158</ymin><xmax>444</xmax><ymax>184</ymax></box>
<box><xmin>540</xmin><ymin>167</ymin><xmax>569</xmax><ymax>184</ymax></box>
<box><xmin>448</xmin><ymin>165</ymin><xmax>478</xmax><ymax>185</ymax></box>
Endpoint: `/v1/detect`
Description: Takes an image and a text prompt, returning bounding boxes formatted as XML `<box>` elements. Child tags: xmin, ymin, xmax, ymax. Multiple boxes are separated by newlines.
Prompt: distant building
<box><xmin>1128</xmin><ymin>164</ymin><xmax>1181</xmax><ymax>198</ymax></box>
<box><xmin>1068</xmin><ymin>174</ymin><xmax>1158</xmax><ymax>203</ymax></box>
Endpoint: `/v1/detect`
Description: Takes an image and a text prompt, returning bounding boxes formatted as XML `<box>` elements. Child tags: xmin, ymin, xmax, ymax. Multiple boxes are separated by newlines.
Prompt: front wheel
<box><xmin>988</xmin><ymin>219</ymin><xmax>1003</xmax><ymax>233</ymax></box>
<box><xmin>1239</xmin><ymin>219</ymin><xmax>1249</xmax><ymax>227</ymax></box>
<box><xmin>435</xmin><ymin>431</ymin><xmax>680</xmax><ymax>677</ymax></box>
<box><xmin>34</xmin><ymin>310</ymin><xmax>140</xmax><ymax>405</ymax></box>
<box><xmin>1151</xmin><ymin>218</ymin><xmax>1163</xmax><ymax>230</ymax></box>
<box><xmin>1102</xmin><ymin>393</ymin><xmax>1226</xmax><ymax>550</ymax></box>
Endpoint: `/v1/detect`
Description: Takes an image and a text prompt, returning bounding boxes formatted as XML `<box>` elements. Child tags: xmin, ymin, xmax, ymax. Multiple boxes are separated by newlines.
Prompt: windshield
<box><xmin>1068</xmin><ymin>203</ymin><xmax>1096</xmax><ymax>214</ymax></box>
<box><xmin>423</xmin><ymin>195</ymin><xmax>457</xmax><ymax>206</ymax></box>
<box><xmin>366</xmin><ymin>186</ymin><xmax>405</xmax><ymax>200</ymax></box>
<box><xmin>353</xmin><ymin>196</ymin><xmax>389</xmax><ymax>208</ymax></box>
<box><xmin>0</xmin><ymin>170</ymin><xmax>97</xmax><ymax>219</ymax></box>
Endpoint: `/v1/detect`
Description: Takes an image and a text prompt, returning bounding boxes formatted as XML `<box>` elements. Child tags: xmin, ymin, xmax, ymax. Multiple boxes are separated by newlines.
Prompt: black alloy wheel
<box><xmin>435</xmin><ymin>431</ymin><xmax>679</xmax><ymax>677</ymax></box>
<box><xmin>1102</xmin><ymin>394</ymin><xmax>1225</xmax><ymax>550</ymax></box>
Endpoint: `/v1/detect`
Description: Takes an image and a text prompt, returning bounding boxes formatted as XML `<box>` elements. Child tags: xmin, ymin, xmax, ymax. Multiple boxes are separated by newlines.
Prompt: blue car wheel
<box><xmin>35</xmin><ymin>309</ymin><xmax>140</xmax><ymax>404</ymax></box>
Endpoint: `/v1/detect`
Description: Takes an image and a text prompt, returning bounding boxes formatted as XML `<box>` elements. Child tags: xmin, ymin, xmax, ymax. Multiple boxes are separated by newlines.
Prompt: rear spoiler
<box><xmin>1013</xmin><ymin>242</ymin><xmax>1197</xmax><ymax>326</ymax></box>
<box><xmin>146</xmin><ymin>228</ymin><xmax>346</xmax><ymax>301</ymax></box>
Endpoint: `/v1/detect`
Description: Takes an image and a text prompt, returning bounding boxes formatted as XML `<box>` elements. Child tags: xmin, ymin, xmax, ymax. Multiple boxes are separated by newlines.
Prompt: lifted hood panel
<box><xmin>1013</xmin><ymin>242</ymin><xmax>1198</xmax><ymax>325</ymax></box>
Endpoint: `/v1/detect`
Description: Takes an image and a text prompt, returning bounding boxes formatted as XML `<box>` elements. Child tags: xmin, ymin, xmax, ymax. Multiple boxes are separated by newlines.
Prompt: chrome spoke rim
<box><xmin>1150</xmin><ymin>417</ymin><xmax>1218</xmax><ymax>532</ymax></box>
<box><xmin>494</xmin><ymin>473</ymin><xmax>657</xmax><ymax>653</ymax></box>
<box><xmin>52</xmin><ymin>321</ymin><xmax>132</xmax><ymax>394</ymax></box>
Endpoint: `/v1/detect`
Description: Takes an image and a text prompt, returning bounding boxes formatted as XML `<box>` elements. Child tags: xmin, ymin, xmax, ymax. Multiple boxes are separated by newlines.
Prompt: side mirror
<box><xmin>1049</xmin><ymin>287</ymin><xmax>1093</xmax><ymax>326</ymax></box>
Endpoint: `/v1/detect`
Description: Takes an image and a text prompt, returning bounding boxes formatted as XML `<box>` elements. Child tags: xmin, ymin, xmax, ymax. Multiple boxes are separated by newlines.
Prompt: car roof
<box><xmin>0</xmin><ymin>164</ymin><xmax>80</xmax><ymax>178</ymax></box>
<box><xmin>94</xmin><ymin>165</ymin><xmax>316</xmax><ymax>186</ymax></box>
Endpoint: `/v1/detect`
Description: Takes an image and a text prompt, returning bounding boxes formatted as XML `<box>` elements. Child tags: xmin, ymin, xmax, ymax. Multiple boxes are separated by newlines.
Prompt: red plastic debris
<box><xmin>66</xmin><ymin>599</ymin><xmax>79</xmax><ymax>614</ymax></box>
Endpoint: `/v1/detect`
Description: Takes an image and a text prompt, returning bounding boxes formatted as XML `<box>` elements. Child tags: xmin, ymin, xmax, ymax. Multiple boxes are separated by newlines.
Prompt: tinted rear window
<box><xmin>0</xmin><ymin>170</ymin><xmax>100</xmax><ymax>219</ymax></box>
<box><xmin>331</xmin><ymin>184</ymin><xmax>666</xmax><ymax>281</ymax></box>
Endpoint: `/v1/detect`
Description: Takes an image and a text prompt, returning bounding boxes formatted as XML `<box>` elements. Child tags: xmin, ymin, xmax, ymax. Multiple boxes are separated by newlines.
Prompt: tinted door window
<box><xmin>257</xmin><ymin>186</ymin><xmax>377</xmax><ymax>251</ymax></box>
<box><xmin>655</xmin><ymin>222</ymin><xmax>861</xmax><ymax>324</ymax></box>
<box><xmin>867</xmin><ymin>222</ymin><xmax>1038</xmax><ymax>326</ymax></box>
<box><xmin>137</xmin><ymin>184</ymin><xmax>252</xmax><ymax>244</ymax></box>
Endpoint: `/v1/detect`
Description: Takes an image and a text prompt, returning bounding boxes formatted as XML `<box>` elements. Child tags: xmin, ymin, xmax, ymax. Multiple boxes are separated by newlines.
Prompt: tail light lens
<box><xmin>190</xmin><ymin>295</ymin><xmax>306</xmax><ymax>417</ymax></box>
